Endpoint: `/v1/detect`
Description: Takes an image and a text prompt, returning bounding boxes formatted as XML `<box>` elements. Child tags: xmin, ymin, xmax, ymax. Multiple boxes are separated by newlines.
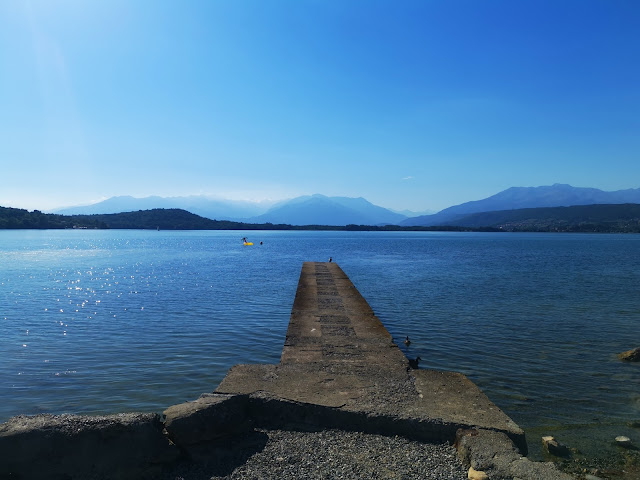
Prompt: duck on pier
<box><xmin>408</xmin><ymin>356</ymin><xmax>422</xmax><ymax>369</ymax></box>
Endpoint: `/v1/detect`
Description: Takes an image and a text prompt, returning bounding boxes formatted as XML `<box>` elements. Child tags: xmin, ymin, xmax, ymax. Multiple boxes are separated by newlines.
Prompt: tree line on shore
<box><xmin>1</xmin><ymin>204</ymin><xmax>639</xmax><ymax>233</ymax></box>
<box><xmin>0</xmin><ymin>206</ymin><xmax>490</xmax><ymax>232</ymax></box>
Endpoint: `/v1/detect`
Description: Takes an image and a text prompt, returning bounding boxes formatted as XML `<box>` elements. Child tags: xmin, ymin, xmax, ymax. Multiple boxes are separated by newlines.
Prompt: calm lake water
<box><xmin>1</xmin><ymin>230</ymin><xmax>639</xmax><ymax>460</ymax></box>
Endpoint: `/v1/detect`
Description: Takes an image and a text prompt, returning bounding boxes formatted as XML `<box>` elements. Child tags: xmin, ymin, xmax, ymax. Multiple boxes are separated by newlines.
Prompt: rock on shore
<box><xmin>618</xmin><ymin>347</ymin><xmax>640</xmax><ymax>362</ymax></box>
<box><xmin>541</xmin><ymin>435</ymin><xmax>571</xmax><ymax>457</ymax></box>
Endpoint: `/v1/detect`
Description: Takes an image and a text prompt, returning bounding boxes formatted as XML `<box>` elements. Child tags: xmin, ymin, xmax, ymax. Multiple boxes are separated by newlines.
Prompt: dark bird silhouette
<box><xmin>408</xmin><ymin>356</ymin><xmax>422</xmax><ymax>369</ymax></box>
<box><xmin>404</xmin><ymin>336</ymin><xmax>411</xmax><ymax>346</ymax></box>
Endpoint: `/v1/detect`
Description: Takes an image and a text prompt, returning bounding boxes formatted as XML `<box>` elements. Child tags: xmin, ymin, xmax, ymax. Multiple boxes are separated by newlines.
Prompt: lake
<box><xmin>1</xmin><ymin>229</ymin><xmax>639</xmax><ymax>460</ymax></box>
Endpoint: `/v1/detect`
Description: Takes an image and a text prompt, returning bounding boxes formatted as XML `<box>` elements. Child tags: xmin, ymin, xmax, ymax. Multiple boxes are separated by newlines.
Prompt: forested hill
<box><xmin>2</xmin><ymin>204</ymin><xmax>640</xmax><ymax>232</ymax></box>
<box><xmin>451</xmin><ymin>203</ymin><xmax>640</xmax><ymax>232</ymax></box>
<box><xmin>85</xmin><ymin>209</ymin><xmax>255</xmax><ymax>230</ymax></box>
<box><xmin>0</xmin><ymin>207</ymin><xmax>283</xmax><ymax>230</ymax></box>
<box><xmin>0</xmin><ymin>206</ymin><xmax>477</xmax><ymax>231</ymax></box>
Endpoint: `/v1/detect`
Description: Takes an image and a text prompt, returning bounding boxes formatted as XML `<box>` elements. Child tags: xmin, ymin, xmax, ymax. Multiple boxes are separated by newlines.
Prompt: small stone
<box><xmin>615</xmin><ymin>435</ymin><xmax>632</xmax><ymax>448</ymax></box>
<box><xmin>542</xmin><ymin>435</ymin><xmax>571</xmax><ymax>457</ymax></box>
<box><xmin>468</xmin><ymin>466</ymin><xmax>489</xmax><ymax>480</ymax></box>
<box><xmin>584</xmin><ymin>475</ymin><xmax>603</xmax><ymax>480</ymax></box>
<box><xmin>618</xmin><ymin>347</ymin><xmax>640</xmax><ymax>362</ymax></box>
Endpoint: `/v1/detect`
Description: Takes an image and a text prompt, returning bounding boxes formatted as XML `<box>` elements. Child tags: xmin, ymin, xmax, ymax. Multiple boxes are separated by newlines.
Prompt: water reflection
<box><xmin>0</xmin><ymin>230</ymin><xmax>639</xmax><ymax>462</ymax></box>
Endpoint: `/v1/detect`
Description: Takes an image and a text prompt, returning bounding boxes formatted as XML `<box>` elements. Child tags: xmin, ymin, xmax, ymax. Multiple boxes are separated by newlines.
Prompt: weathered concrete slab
<box><xmin>280</xmin><ymin>262</ymin><xmax>406</xmax><ymax>369</ymax></box>
<box><xmin>0</xmin><ymin>413</ymin><xmax>178</xmax><ymax>480</ymax></box>
<box><xmin>410</xmin><ymin>370</ymin><xmax>523</xmax><ymax>443</ymax></box>
<box><xmin>163</xmin><ymin>393</ymin><xmax>252</xmax><ymax>447</ymax></box>
<box><xmin>216</xmin><ymin>262</ymin><xmax>526</xmax><ymax>453</ymax></box>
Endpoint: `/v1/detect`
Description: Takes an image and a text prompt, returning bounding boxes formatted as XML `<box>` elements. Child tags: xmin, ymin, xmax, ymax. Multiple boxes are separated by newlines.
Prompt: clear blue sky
<box><xmin>1</xmin><ymin>0</ymin><xmax>638</xmax><ymax>212</ymax></box>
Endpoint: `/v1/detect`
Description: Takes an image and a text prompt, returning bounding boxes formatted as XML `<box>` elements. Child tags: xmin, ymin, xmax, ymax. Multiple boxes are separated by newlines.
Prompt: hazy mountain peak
<box><xmin>250</xmin><ymin>195</ymin><xmax>407</xmax><ymax>226</ymax></box>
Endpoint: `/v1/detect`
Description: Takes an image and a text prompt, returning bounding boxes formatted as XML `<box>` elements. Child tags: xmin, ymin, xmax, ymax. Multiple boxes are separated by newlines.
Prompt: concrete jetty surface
<box><xmin>212</xmin><ymin>262</ymin><xmax>571</xmax><ymax>479</ymax></box>
<box><xmin>217</xmin><ymin>262</ymin><xmax>525</xmax><ymax>447</ymax></box>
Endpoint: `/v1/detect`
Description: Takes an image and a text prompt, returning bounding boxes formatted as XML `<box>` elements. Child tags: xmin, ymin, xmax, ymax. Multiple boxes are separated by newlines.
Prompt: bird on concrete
<box><xmin>404</xmin><ymin>336</ymin><xmax>411</xmax><ymax>346</ymax></box>
<box><xmin>408</xmin><ymin>356</ymin><xmax>422</xmax><ymax>369</ymax></box>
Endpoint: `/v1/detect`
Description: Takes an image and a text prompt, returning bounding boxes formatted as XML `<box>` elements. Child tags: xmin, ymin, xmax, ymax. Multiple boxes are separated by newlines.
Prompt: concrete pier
<box><xmin>216</xmin><ymin>262</ymin><xmax>526</xmax><ymax>450</ymax></box>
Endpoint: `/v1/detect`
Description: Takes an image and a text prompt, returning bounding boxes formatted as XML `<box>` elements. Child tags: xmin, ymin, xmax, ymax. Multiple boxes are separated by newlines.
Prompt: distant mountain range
<box><xmin>52</xmin><ymin>194</ymin><xmax>408</xmax><ymax>226</ymax></box>
<box><xmin>401</xmin><ymin>184</ymin><xmax>640</xmax><ymax>226</ymax></box>
<box><xmin>52</xmin><ymin>195</ymin><xmax>271</xmax><ymax>221</ymax></box>
<box><xmin>49</xmin><ymin>184</ymin><xmax>640</xmax><ymax>227</ymax></box>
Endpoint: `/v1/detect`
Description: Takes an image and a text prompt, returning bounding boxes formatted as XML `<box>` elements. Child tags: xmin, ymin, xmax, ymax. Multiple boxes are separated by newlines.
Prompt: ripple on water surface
<box><xmin>1</xmin><ymin>230</ymin><xmax>639</xmax><ymax>463</ymax></box>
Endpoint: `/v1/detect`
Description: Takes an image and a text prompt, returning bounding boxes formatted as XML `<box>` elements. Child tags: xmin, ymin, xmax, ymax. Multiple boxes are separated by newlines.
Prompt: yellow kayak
<box><xmin>243</xmin><ymin>242</ymin><xmax>253</xmax><ymax>246</ymax></box>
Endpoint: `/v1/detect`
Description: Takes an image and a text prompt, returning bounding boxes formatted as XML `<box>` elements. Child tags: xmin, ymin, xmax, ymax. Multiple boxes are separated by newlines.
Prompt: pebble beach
<box><xmin>163</xmin><ymin>429</ymin><xmax>467</xmax><ymax>480</ymax></box>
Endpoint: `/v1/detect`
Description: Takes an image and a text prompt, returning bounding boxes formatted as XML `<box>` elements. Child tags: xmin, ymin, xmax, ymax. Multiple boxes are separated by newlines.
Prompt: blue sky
<box><xmin>1</xmin><ymin>0</ymin><xmax>638</xmax><ymax>212</ymax></box>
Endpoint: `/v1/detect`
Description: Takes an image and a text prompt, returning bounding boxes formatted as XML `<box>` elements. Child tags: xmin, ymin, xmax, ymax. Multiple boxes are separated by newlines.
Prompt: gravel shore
<box><xmin>163</xmin><ymin>429</ymin><xmax>467</xmax><ymax>480</ymax></box>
